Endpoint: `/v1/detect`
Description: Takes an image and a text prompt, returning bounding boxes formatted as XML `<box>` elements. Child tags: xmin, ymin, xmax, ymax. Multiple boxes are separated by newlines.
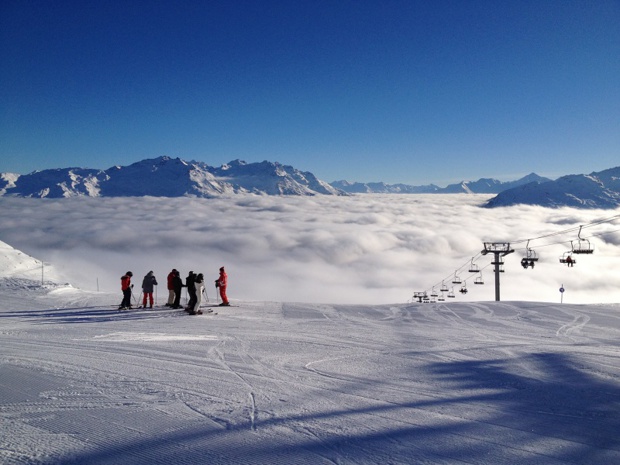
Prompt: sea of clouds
<box><xmin>0</xmin><ymin>194</ymin><xmax>619</xmax><ymax>304</ymax></box>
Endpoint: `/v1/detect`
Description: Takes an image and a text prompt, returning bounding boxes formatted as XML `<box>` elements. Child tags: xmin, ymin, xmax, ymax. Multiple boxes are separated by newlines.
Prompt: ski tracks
<box><xmin>556</xmin><ymin>311</ymin><xmax>590</xmax><ymax>339</ymax></box>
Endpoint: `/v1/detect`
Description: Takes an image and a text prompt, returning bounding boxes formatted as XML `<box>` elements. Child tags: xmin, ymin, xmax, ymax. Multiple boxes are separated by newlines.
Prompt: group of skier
<box><xmin>119</xmin><ymin>266</ymin><xmax>229</xmax><ymax>314</ymax></box>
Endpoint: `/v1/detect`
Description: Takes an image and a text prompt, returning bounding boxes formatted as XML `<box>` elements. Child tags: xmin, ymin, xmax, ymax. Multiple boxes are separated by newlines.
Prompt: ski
<box><xmin>188</xmin><ymin>309</ymin><xmax>218</xmax><ymax>315</ymax></box>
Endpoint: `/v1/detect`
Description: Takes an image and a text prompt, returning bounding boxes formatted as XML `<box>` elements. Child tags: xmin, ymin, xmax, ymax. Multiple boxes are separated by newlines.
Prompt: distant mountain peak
<box><xmin>485</xmin><ymin>166</ymin><xmax>620</xmax><ymax>209</ymax></box>
<box><xmin>331</xmin><ymin>173</ymin><xmax>550</xmax><ymax>195</ymax></box>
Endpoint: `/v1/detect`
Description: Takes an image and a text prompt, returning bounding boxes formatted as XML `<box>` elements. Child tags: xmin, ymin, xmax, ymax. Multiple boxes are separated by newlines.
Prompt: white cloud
<box><xmin>0</xmin><ymin>195</ymin><xmax>618</xmax><ymax>304</ymax></box>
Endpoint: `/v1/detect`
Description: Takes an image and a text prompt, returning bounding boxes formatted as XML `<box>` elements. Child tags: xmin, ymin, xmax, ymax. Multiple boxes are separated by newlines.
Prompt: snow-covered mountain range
<box><xmin>1</xmin><ymin>157</ymin><xmax>619</xmax><ymax>208</ymax></box>
<box><xmin>0</xmin><ymin>157</ymin><xmax>343</xmax><ymax>198</ymax></box>
<box><xmin>485</xmin><ymin>166</ymin><xmax>620</xmax><ymax>209</ymax></box>
<box><xmin>331</xmin><ymin>173</ymin><xmax>550</xmax><ymax>194</ymax></box>
<box><xmin>0</xmin><ymin>156</ymin><xmax>550</xmax><ymax>199</ymax></box>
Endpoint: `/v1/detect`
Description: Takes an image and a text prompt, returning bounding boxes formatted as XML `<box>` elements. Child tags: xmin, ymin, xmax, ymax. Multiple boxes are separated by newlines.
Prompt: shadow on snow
<box><xmin>56</xmin><ymin>352</ymin><xmax>620</xmax><ymax>465</ymax></box>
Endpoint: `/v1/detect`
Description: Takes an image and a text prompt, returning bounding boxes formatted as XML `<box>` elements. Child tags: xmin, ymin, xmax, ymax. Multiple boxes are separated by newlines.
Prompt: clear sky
<box><xmin>1</xmin><ymin>0</ymin><xmax>618</xmax><ymax>185</ymax></box>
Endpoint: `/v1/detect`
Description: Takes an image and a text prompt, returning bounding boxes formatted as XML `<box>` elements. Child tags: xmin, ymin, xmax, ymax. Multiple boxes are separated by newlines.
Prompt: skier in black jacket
<box><xmin>185</xmin><ymin>271</ymin><xmax>197</xmax><ymax>312</ymax></box>
<box><xmin>171</xmin><ymin>271</ymin><xmax>184</xmax><ymax>309</ymax></box>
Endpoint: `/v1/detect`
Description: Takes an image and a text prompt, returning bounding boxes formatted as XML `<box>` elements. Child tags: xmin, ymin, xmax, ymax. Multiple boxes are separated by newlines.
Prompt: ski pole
<box><xmin>203</xmin><ymin>286</ymin><xmax>209</xmax><ymax>303</ymax></box>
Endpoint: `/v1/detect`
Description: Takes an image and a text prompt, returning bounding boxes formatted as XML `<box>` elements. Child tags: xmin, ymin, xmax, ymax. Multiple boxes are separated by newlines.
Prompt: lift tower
<box><xmin>481</xmin><ymin>242</ymin><xmax>514</xmax><ymax>301</ymax></box>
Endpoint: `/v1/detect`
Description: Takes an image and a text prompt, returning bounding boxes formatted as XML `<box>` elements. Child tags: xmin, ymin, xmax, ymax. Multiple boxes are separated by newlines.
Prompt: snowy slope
<box><xmin>486</xmin><ymin>166</ymin><xmax>620</xmax><ymax>208</ymax></box>
<box><xmin>1</xmin><ymin>285</ymin><xmax>619</xmax><ymax>464</ymax></box>
<box><xmin>0</xmin><ymin>239</ymin><xmax>110</xmax><ymax>311</ymax></box>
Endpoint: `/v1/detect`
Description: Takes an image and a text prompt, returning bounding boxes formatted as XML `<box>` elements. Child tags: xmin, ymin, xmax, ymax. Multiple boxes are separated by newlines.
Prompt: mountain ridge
<box><xmin>0</xmin><ymin>157</ymin><xmax>344</xmax><ymax>198</ymax></box>
<box><xmin>332</xmin><ymin>172</ymin><xmax>551</xmax><ymax>194</ymax></box>
<box><xmin>0</xmin><ymin>156</ymin><xmax>551</xmax><ymax>198</ymax></box>
<box><xmin>2</xmin><ymin>157</ymin><xmax>619</xmax><ymax>208</ymax></box>
<box><xmin>484</xmin><ymin>166</ymin><xmax>620</xmax><ymax>209</ymax></box>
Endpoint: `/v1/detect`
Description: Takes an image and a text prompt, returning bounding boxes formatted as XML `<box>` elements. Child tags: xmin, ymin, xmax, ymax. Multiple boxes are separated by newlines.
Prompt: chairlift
<box><xmin>452</xmin><ymin>272</ymin><xmax>462</xmax><ymax>284</ymax></box>
<box><xmin>447</xmin><ymin>288</ymin><xmax>456</xmax><ymax>298</ymax></box>
<box><xmin>459</xmin><ymin>283</ymin><xmax>468</xmax><ymax>294</ymax></box>
<box><xmin>521</xmin><ymin>241</ymin><xmax>539</xmax><ymax>269</ymax></box>
<box><xmin>438</xmin><ymin>293</ymin><xmax>446</xmax><ymax>302</ymax></box>
<box><xmin>430</xmin><ymin>287</ymin><xmax>438</xmax><ymax>298</ymax></box>
<box><xmin>572</xmin><ymin>226</ymin><xmax>594</xmax><ymax>254</ymax></box>
<box><xmin>474</xmin><ymin>273</ymin><xmax>484</xmax><ymax>285</ymax></box>
<box><xmin>440</xmin><ymin>282</ymin><xmax>449</xmax><ymax>292</ymax></box>
<box><xmin>559</xmin><ymin>250</ymin><xmax>576</xmax><ymax>267</ymax></box>
<box><xmin>468</xmin><ymin>259</ymin><xmax>480</xmax><ymax>273</ymax></box>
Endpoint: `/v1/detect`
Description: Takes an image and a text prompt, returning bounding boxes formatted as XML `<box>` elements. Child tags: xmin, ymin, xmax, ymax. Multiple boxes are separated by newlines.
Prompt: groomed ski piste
<box><xmin>1</xmin><ymin>248</ymin><xmax>620</xmax><ymax>464</ymax></box>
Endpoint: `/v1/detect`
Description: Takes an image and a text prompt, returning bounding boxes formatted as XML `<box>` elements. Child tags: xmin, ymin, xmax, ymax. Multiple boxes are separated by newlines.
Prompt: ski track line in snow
<box><xmin>556</xmin><ymin>312</ymin><xmax>591</xmax><ymax>339</ymax></box>
<box><xmin>209</xmin><ymin>342</ymin><xmax>262</xmax><ymax>431</ymax></box>
<box><xmin>1</xmin><ymin>339</ymin><xmax>256</xmax><ymax>411</ymax></box>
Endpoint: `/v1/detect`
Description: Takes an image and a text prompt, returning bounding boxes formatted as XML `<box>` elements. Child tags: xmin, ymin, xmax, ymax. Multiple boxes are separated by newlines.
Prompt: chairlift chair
<box><xmin>474</xmin><ymin>273</ymin><xmax>484</xmax><ymax>285</ymax></box>
<box><xmin>521</xmin><ymin>243</ymin><xmax>539</xmax><ymax>269</ymax></box>
<box><xmin>440</xmin><ymin>282</ymin><xmax>449</xmax><ymax>292</ymax></box>
<box><xmin>459</xmin><ymin>283</ymin><xmax>468</xmax><ymax>294</ymax></box>
<box><xmin>572</xmin><ymin>226</ymin><xmax>594</xmax><ymax>254</ymax></box>
<box><xmin>430</xmin><ymin>288</ymin><xmax>438</xmax><ymax>298</ymax></box>
<box><xmin>572</xmin><ymin>238</ymin><xmax>594</xmax><ymax>254</ymax></box>
<box><xmin>452</xmin><ymin>272</ymin><xmax>462</xmax><ymax>284</ymax></box>
<box><xmin>468</xmin><ymin>260</ymin><xmax>480</xmax><ymax>273</ymax></box>
<box><xmin>447</xmin><ymin>288</ymin><xmax>456</xmax><ymax>298</ymax></box>
<box><xmin>559</xmin><ymin>251</ymin><xmax>576</xmax><ymax>266</ymax></box>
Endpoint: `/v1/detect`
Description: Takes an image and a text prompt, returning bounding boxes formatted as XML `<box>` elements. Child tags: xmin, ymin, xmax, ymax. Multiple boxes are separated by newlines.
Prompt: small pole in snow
<box><xmin>559</xmin><ymin>285</ymin><xmax>565</xmax><ymax>304</ymax></box>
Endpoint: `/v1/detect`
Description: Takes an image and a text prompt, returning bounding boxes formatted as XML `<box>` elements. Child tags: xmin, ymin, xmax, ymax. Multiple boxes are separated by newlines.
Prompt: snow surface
<box><xmin>1</xmin><ymin>244</ymin><xmax>620</xmax><ymax>464</ymax></box>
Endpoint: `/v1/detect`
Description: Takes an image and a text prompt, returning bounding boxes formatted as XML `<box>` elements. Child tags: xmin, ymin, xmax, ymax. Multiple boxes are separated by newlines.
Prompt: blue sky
<box><xmin>1</xmin><ymin>0</ymin><xmax>618</xmax><ymax>185</ymax></box>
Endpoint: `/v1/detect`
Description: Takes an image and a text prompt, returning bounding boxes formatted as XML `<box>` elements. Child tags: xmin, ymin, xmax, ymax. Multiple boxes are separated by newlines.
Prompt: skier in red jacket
<box><xmin>166</xmin><ymin>269</ymin><xmax>177</xmax><ymax>307</ymax></box>
<box><xmin>119</xmin><ymin>271</ymin><xmax>133</xmax><ymax>310</ymax></box>
<box><xmin>215</xmin><ymin>266</ymin><xmax>230</xmax><ymax>306</ymax></box>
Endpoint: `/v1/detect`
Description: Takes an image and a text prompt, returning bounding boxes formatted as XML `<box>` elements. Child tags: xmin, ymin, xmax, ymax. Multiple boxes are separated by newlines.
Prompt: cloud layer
<box><xmin>0</xmin><ymin>195</ymin><xmax>619</xmax><ymax>304</ymax></box>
